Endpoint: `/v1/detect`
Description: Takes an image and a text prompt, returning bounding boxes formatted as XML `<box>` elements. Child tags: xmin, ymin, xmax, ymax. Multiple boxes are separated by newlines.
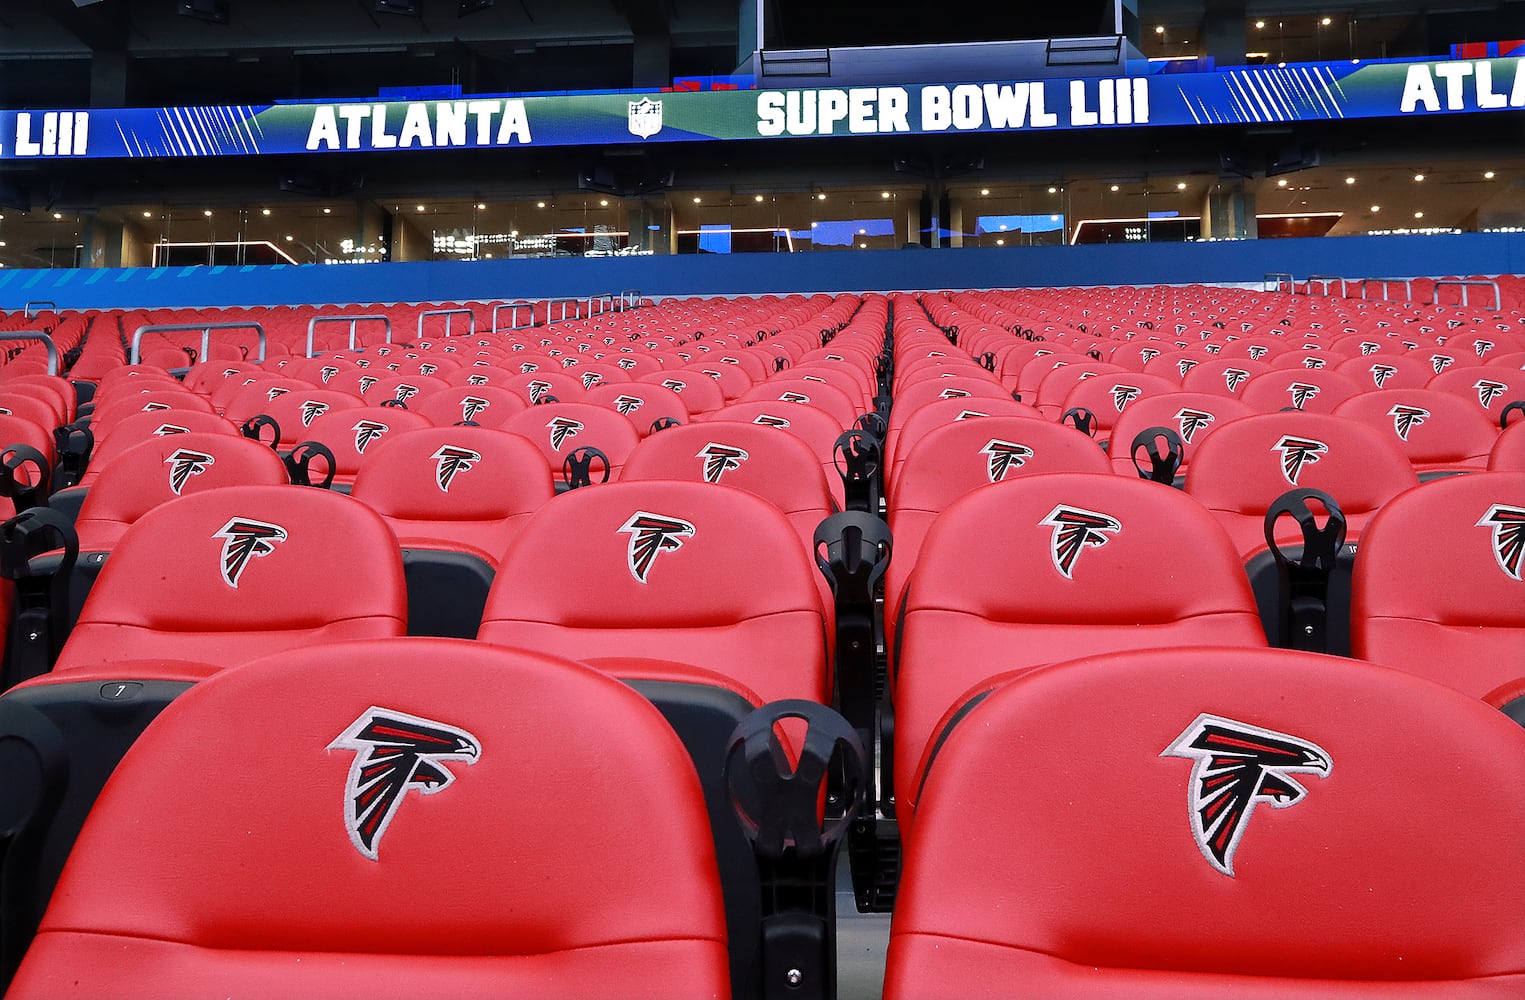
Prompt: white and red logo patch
<box><xmin>300</xmin><ymin>400</ymin><xmax>329</xmax><ymax>427</ymax></box>
<box><xmin>1111</xmin><ymin>384</ymin><xmax>1143</xmax><ymax>412</ymax></box>
<box><xmin>1369</xmin><ymin>364</ymin><xmax>1397</xmax><ymax>388</ymax></box>
<box><xmin>1475</xmin><ymin>379</ymin><xmax>1507</xmax><ymax>409</ymax></box>
<box><xmin>1273</xmin><ymin>435</ymin><xmax>1328</xmax><ymax>486</ymax></box>
<box><xmin>141</xmin><ymin>401</ymin><xmax>172</xmax><ymax>412</ymax></box>
<box><xmin>779</xmin><ymin>391</ymin><xmax>811</xmax><ymax>403</ymax></box>
<box><xmin>1477</xmin><ymin>504</ymin><xmax>1525</xmax><ymax>581</ymax></box>
<box><xmin>938</xmin><ymin>387</ymin><xmax>971</xmax><ymax>399</ymax></box>
<box><xmin>329</xmin><ymin>707</ymin><xmax>480</xmax><ymax>861</ymax></box>
<box><xmin>266</xmin><ymin>387</ymin><xmax>290</xmax><ymax>401</ymax></box>
<box><xmin>393</xmin><ymin>384</ymin><xmax>420</xmax><ymax>403</ymax></box>
<box><xmin>546</xmin><ymin>416</ymin><xmax>583</xmax><ymax>451</ymax></box>
<box><xmin>752</xmin><ymin>413</ymin><xmax>790</xmax><ymax>428</ymax></box>
<box><xmin>1473</xmin><ymin>339</ymin><xmax>1495</xmax><ymax>358</ymax></box>
<box><xmin>352</xmin><ymin>420</ymin><xmax>389</xmax><ymax>455</ymax></box>
<box><xmin>618</xmin><ymin>511</ymin><xmax>696</xmax><ymax>584</ymax></box>
<box><xmin>1177</xmin><ymin>359</ymin><xmax>1200</xmax><ymax>378</ymax></box>
<box><xmin>526</xmin><ymin>380</ymin><xmax>552</xmax><ymax>404</ymax></box>
<box><xmin>1431</xmin><ymin>354</ymin><xmax>1454</xmax><ymax>375</ymax></box>
<box><xmin>612</xmin><ymin>394</ymin><xmax>643</xmax><ymax>415</ymax></box>
<box><xmin>152</xmin><ymin>423</ymin><xmax>190</xmax><ymax>437</ymax></box>
<box><xmin>1039</xmin><ymin>505</ymin><xmax>1121</xmax><ymax>579</ymax></box>
<box><xmin>430</xmin><ymin>445</ymin><xmax>481</xmax><ymax>493</ymax></box>
<box><xmin>1388</xmin><ymin>404</ymin><xmax>1429</xmax><ymax>442</ymax></box>
<box><xmin>458</xmin><ymin>396</ymin><xmax>490</xmax><ymax>422</ymax></box>
<box><xmin>697</xmin><ymin>443</ymin><xmax>749</xmax><ymax>483</ymax></box>
<box><xmin>1287</xmin><ymin>382</ymin><xmax>1321</xmax><ymax>410</ymax></box>
<box><xmin>1302</xmin><ymin>356</ymin><xmax>1326</xmax><ymax>370</ymax></box>
<box><xmin>358</xmin><ymin>376</ymin><xmax>378</xmax><ymax>393</ymax></box>
<box><xmin>165</xmin><ymin>448</ymin><xmax>214</xmax><ymax>495</ymax></box>
<box><xmin>320</xmin><ymin>366</ymin><xmax>339</xmax><ymax>384</ymax></box>
<box><xmin>1174</xmin><ymin>407</ymin><xmax>1215</xmax><ymax>444</ymax></box>
<box><xmin>1163</xmin><ymin>714</ymin><xmax>1331</xmax><ymax>877</ymax></box>
<box><xmin>212</xmin><ymin>517</ymin><xmax>287</xmax><ymax>588</ymax></box>
<box><xmin>980</xmin><ymin>439</ymin><xmax>1033</xmax><ymax>483</ymax></box>
<box><xmin>466</xmin><ymin>374</ymin><xmax>489</xmax><ymax>386</ymax></box>
<box><xmin>1222</xmin><ymin>368</ymin><xmax>1250</xmax><ymax>392</ymax></box>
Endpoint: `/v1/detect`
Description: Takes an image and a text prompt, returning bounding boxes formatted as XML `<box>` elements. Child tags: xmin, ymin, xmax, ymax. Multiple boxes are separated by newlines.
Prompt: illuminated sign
<box><xmin>0</xmin><ymin>57</ymin><xmax>1518</xmax><ymax>160</ymax></box>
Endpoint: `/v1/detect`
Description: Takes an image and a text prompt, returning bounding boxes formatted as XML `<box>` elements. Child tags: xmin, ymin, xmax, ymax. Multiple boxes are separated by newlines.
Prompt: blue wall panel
<box><xmin>0</xmin><ymin>233</ymin><xmax>1519</xmax><ymax>310</ymax></box>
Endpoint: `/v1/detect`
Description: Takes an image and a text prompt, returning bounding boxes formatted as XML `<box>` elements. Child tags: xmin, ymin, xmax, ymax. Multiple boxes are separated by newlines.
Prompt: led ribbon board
<box><xmin>1</xmin><ymin>57</ymin><xmax>1519</xmax><ymax>160</ymax></box>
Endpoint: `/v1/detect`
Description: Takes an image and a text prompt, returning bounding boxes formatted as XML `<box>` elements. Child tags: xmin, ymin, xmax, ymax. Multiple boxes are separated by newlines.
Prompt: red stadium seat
<box><xmin>737</xmin><ymin>377</ymin><xmax>859</xmax><ymax>427</ymax></box>
<box><xmin>1352</xmin><ymin>472</ymin><xmax>1525</xmax><ymax>699</ymax></box>
<box><xmin>8</xmin><ymin>639</ymin><xmax>730</xmax><ymax>1000</ymax></box>
<box><xmin>1334</xmin><ymin>352</ymin><xmax>1434</xmax><ymax>392</ymax></box>
<box><xmin>1178</xmin><ymin>357</ymin><xmax>1270</xmax><ymax>398</ymax></box>
<box><xmin>1057</xmin><ymin>371</ymin><xmax>1178</xmax><ymax>441</ymax></box>
<box><xmin>1332</xmin><ymin>388</ymin><xmax>1498</xmax><ymax>478</ymax></box>
<box><xmin>413</xmin><ymin>384</ymin><xmax>528</xmax><ymax>429</ymax></box>
<box><xmin>1427</xmin><ymin>364</ymin><xmax>1525</xmax><ymax>422</ymax></box>
<box><xmin>886</xmin><ymin>646</ymin><xmax>1525</xmax><ymax>999</ymax></box>
<box><xmin>1490</xmin><ymin>420</ymin><xmax>1525</xmax><ymax>471</ymax></box>
<box><xmin>884</xmin><ymin>396</ymin><xmax>1042</xmax><ymax>498</ymax></box>
<box><xmin>1238</xmin><ymin>368</ymin><xmax>1365</xmax><ymax>414</ymax></box>
<box><xmin>701</xmin><ymin>399</ymin><xmax>848</xmax><ymax>507</ymax></box>
<box><xmin>292</xmin><ymin>404</ymin><xmax>433</xmax><ymax>490</ymax></box>
<box><xmin>499</xmin><ymin>400</ymin><xmax>640</xmax><ymax>484</ymax></box>
<box><xmin>584</xmin><ymin>381</ymin><xmax>689</xmax><ymax>435</ymax></box>
<box><xmin>1107</xmin><ymin>391</ymin><xmax>1255</xmax><ymax>482</ymax></box>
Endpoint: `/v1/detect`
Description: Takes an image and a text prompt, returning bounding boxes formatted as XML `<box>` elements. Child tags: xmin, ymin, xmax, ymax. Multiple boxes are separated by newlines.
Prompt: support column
<box><xmin>1201</xmin><ymin>180</ymin><xmax>1256</xmax><ymax>240</ymax></box>
<box><xmin>89</xmin><ymin>50</ymin><xmax>128</xmax><ymax>108</ymax></box>
<box><xmin>82</xmin><ymin>217</ymin><xmax>124</xmax><ymax>268</ymax></box>
<box><xmin>1201</xmin><ymin>0</ymin><xmax>1246</xmax><ymax>68</ymax></box>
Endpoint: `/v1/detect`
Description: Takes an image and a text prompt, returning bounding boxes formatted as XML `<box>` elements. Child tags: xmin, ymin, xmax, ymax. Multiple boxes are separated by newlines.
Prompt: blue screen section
<box><xmin>975</xmin><ymin>214</ymin><xmax>1064</xmax><ymax>235</ymax></box>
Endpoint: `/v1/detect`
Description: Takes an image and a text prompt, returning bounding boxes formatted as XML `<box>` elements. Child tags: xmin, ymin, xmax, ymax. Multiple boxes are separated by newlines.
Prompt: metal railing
<box><xmin>417</xmin><ymin>308</ymin><xmax>476</xmax><ymax>340</ymax></box>
<box><xmin>306</xmin><ymin>314</ymin><xmax>391</xmax><ymax>358</ymax></box>
<box><xmin>1430</xmin><ymin>278</ymin><xmax>1500</xmax><ymax>310</ymax></box>
<box><xmin>131</xmin><ymin>322</ymin><xmax>266</xmax><ymax>366</ymax></box>
<box><xmin>22</xmin><ymin>301</ymin><xmax>57</xmax><ymax>320</ymax></box>
<box><xmin>1263</xmin><ymin>273</ymin><xmax>1294</xmax><ymax>293</ymax></box>
<box><xmin>0</xmin><ymin>331</ymin><xmax>60</xmax><ymax>375</ymax></box>
<box><xmin>1359</xmin><ymin>277</ymin><xmax>1413</xmax><ymax>303</ymax></box>
<box><xmin>620</xmin><ymin>289</ymin><xmax>642</xmax><ymax>310</ymax></box>
<box><xmin>1305</xmin><ymin>275</ymin><xmax>1348</xmax><ymax>296</ymax></box>
<box><xmin>547</xmin><ymin>296</ymin><xmax>581</xmax><ymax>322</ymax></box>
<box><xmin>491</xmin><ymin>302</ymin><xmax>532</xmax><ymax>332</ymax></box>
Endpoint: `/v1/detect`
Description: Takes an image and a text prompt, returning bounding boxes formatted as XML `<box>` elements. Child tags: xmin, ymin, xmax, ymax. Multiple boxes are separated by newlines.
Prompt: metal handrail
<box><xmin>1262</xmin><ymin>273</ymin><xmax>1294</xmax><ymax>293</ymax></box>
<box><xmin>307</xmin><ymin>314</ymin><xmax>391</xmax><ymax>357</ymax></box>
<box><xmin>22</xmin><ymin>301</ymin><xmax>57</xmax><ymax>320</ymax></box>
<box><xmin>620</xmin><ymin>289</ymin><xmax>641</xmax><ymax>311</ymax></box>
<box><xmin>0</xmin><ymin>331</ymin><xmax>60</xmax><ymax>375</ymax></box>
<box><xmin>417</xmin><ymin>308</ymin><xmax>476</xmax><ymax>340</ymax></box>
<box><xmin>1431</xmin><ymin>278</ymin><xmax>1501</xmax><ymax>310</ymax></box>
<box><xmin>131</xmin><ymin>322</ymin><xmax>266</xmax><ymax>365</ymax></box>
<box><xmin>1359</xmin><ymin>277</ymin><xmax>1413</xmax><ymax>303</ymax></box>
<box><xmin>491</xmin><ymin>302</ymin><xmax>532</xmax><ymax>332</ymax></box>
<box><xmin>548</xmin><ymin>296</ymin><xmax>582</xmax><ymax>322</ymax></box>
<box><xmin>1306</xmin><ymin>275</ymin><xmax>1347</xmax><ymax>297</ymax></box>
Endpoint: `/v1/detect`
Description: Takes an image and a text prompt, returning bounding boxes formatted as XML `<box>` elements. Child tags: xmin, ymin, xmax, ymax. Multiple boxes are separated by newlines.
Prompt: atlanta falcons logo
<box><xmin>612</xmin><ymin>394</ymin><xmax>643</xmax><ymax>415</ymax></box>
<box><xmin>164</xmin><ymin>448</ymin><xmax>214</xmax><ymax>495</ymax></box>
<box><xmin>1359</xmin><ymin>342</ymin><xmax>1380</xmax><ymax>356</ymax></box>
<box><xmin>700</xmin><ymin>369</ymin><xmax>722</xmax><ymax>381</ymax></box>
<box><xmin>376</xmin><ymin>347</ymin><xmax>392</xmax><ymax>357</ymax></box>
<box><xmin>358</xmin><ymin>376</ymin><xmax>378</xmax><ymax>393</ymax></box>
<box><xmin>802</xmin><ymin>375</ymin><xmax>827</xmax><ymax>384</ymax></box>
<box><xmin>1247</xmin><ymin>346</ymin><xmax>1268</xmax><ymax>360</ymax></box>
<box><xmin>1039</xmin><ymin>505</ymin><xmax>1121</xmax><ymax>579</ymax></box>
<box><xmin>1177</xmin><ymin>359</ymin><xmax>1199</xmax><ymax>378</ymax></box>
<box><xmin>581</xmin><ymin>372</ymin><xmax>603</xmax><ymax>389</ymax></box>
<box><xmin>1302</xmin><ymin>356</ymin><xmax>1326</xmax><ymax>369</ymax></box>
<box><xmin>980</xmin><ymin>439</ymin><xmax>1033</xmax><ymax>482</ymax></box>
<box><xmin>697</xmin><ymin>443</ymin><xmax>749</xmax><ymax>483</ymax></box>
<box><xmin>328</xmin><ymin>707</ymin><xmax>480</xmax><ymax>861</ymax></box>
<box><xmin>546</xmin><ymin>417</ymin><xmax>583</xmax><ymax>451</ymax></box>
<box><xmin>1139</xmin><ymin>348</ymin><xmax>1160</xmax><ymax>364</ymax></box>
<box><xmin>939</xmin><ymin>388</ymin><xmax>971</xmax><ymax>399</ymax></box>
<box><xmin>779</xmin><ymin>391</ymin><xmax>810</xmax><ymax>403</ymax></box>
<box><xmin>1111</xmin><ymin>384</ymin><xmax>1143</xmax><ymax>412</ymax></box>
<box><xmin>141</xmin><ymin>401</ymin><xmax>172</xmax><ymax>412</ymax></box>
<box><xmin>212</xmin><ymin>517</ymin><xmax>287</xmax><ymax>588</ymax></box>
<box><xmin>320</xmin><ymin>366</ymin><xmax>339</xmax><ymax>384</ymax></box>
<box><xmin>562</xmin><ymin>358</ymin><xmax>581</xmax><ymax>369</ymax></box>
<box><xmin>519</xmin><ymin>362</ymin><xmax>540</xmax><ymax>374</ymax></box>
<box><xmin>618</xmin><ymin>511</ymin><xmax>696</xmax><ymax>584</ymax></box>
<box><xmin>1477</xmin><ymin>504</ymin><xmax>1525</xmax><ymax>581</ymax></box>
<box><xmin>431</xmin><ymin>445</ymin><xmax>481</xmax><ymax>493</ymax></box>
<box><xmin>617</xmin><ymin>358</ymin><xmax>637</xmax><ymax>370</ymax></box>
<box><xmin>1174</xmin><ymin>408</ymin><xmax>1215</xmax><ymax>444</ymax></box>
<box><xmin>1388</xmin><ymin>404</ymin><xmax>1429</xmax><ymax>442</ymax></box>
<box><xmin>1474</xmin><ymin>339</ymin><xmax>1495</xmax><ymax>358</ymax></box>
<box><xmin>1162</xmin><ymin>714</ymin><xmax>1331</xmax><ymax>877</ymax></box>
<box><xmin>467</xmin><ymin>374</ymin><xmax>489</xmax><ymax>386</ymax></box>
<box><xmin>393</xmin><ymin>384</ymin><xmax>420</xmax><ymax>403</ymax></box>
<box><xmin>1203</xmin><ymin>344</ymin><xmax>1222</xmax><ymax>355</ymax></box>
<box><xmin>753</xmin><ymin>413</ymin><xmax>790</xmax><ymax>428</ymax></box>
<box><xmin>1431</xmin><ymin>354</ymin><xmax>1454</xmax><ymax>375</ymax></box>
<box><xmin>1475</xmin><ymin>379</ymin><xmax>1507</xmax><ymax>409</ymax></box>
<box><xmin>458</xmin><ymin>396</ymin><xmax>490</xmax><ymax>422</ymax></box>
<box><xmin>1273</xmin><ymin>435</ymin><xmax>1328</xmax><ymax>486</ymax></box>
<box><xmin>1287</xmin><ymin>382</ymin><xmax>1321</xmax><ymax>410</ymax></box>
<box><xmin>352</xmin><ymin>420</ymin><xmax>389</xmax><ymax>454</ymax></box>
<box><xmin>300</xmin><ymin>401</ymin><xmax>329</xmax><ymax>427</ymax></box>
<box><xmin>954</xmin><ymin>410</ymin><xmax>988</xmax><ymax>421</ymax></box>
<box><xmin>1222</xmin><ymin>368</ymin><xmax>1250</xmax><ymax>392</ymax></box>
<box><xmin>222</xmin><ymin>368</ymin><xmax>240</xmax><ymax>378</ymax></box>
<box><xmin>267</xmin><ymin>387</ymin><xmax>290</xmax><ymax>401</ymax></box>
<box><xmin>1369</xmin><ymin>364</ymin><xmax>1397</xmax><ymax>388</ymax></box>
<box><xmin>152</xmin><ymin>423</ymin><xmax>190</xmax><ymax>436</ymax></box>
<box><xmin>418</xmin><ymin>363</ymin><xmax>438</xmax><ymax>376</ymax></box>
<box><xmin>526</xmin><ymin>380</ymin><xmax>552</xmax><ymax>404</ymax></box>
<box><xmin>662</xmin><ymin>379</ymin><xmax>686</xmax><ymax>393</ymax></box>
<box><xmin>355</xmin><ymin>359</ymin><xmax>371</xmax><ymax>369</ymax></box>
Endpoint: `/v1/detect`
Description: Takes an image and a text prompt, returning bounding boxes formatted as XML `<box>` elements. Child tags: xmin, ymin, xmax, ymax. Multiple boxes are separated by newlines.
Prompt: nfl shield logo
<box><xmin>628</xmin><ymin>97</ymin><xmax>663</xmax><ymax>139</ymax></box>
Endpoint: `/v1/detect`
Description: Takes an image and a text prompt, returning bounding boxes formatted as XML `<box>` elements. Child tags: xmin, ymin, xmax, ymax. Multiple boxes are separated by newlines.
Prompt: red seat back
<box><xmin>1107</xmin><ymin>391</ymin><xmax>1255</xmax><ymax>479</ymax></box>
<box><xmin>1332</xmin><ymin>388</ymin><xmax>1498</xmax><ymax>476</ymax></box>
<box><xmin>499</xmin><ymin>401</ymin><xmax>640</xmax><ymax>481</ymax></box>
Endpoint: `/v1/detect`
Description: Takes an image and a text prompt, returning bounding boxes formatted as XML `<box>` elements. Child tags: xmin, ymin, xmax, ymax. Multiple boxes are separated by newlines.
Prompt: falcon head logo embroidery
<box><xmin>661</xmin><ymin>378</ymin><xmax>686</xmax><ymax>393</ymax></box>
<box><xmin>152</xmin><ymin>423</ymin><xmax>190</xmax><ymax>436</ymax></box>
<box><xmin>618</xmin><ymin>511</ymin><xmax>696</xmax><ymax>584</ymax></box>
<box><xmin>519</xmin><ymin>362</ymin><xmax>541</xmax><ymax>374</ymax></box>
<box><xmin>955</xmin><ymin>410</ymin><xmax>988</xmax><ymax>420</ymax></box>
<box><xmin>459</xmin><ymin>396</ymin><xmax>490</xmax><ymax>422</ymax></box>
<box><xmin>612</xmin><ymin>394</ymin><xmax>643</xmax><ymax>415</ymax></box>
<box><xmin>1177</xmin><ymin>359</ymin><xmax>1200</xmax><ymax>378</ymax></box>
<box><xmin>320</xmin><ymin>366</ymin><xmax>339</xmax><ymax>384</ymax></box>
<box><xmin>701</xmin><ymin>369</ymin><xmax>722</xmax><ymax>382</ymax></box>
<box><xmin>779</xmin><ymin>391</ymin><xmax>810</xmax><ymax>403</ymax></box>
<box><xmin>1287</xmin><ymin>382</ymin><xmax>1321</xmax><ymax>410</ymax></box>
<box><xmin>581</xmin><ymin>372</ymin><xmax>603</xmax><ymax>389</ymax></box>
<box><xmin>222</xmin><ymin>368</ymin><xmax>240</xmax><ymax>378</ymax></box>
<box><xmin>266</xmin><ymin>387</ymin><xmax>290</xmax><ymax>401</ymax></box>
<box><xmin>753</xmin><ymin>413</ymin><xmax>790</xmax><ymax>428</ymax></box>
<box><xmin>1369</xmin><ymin>364</ymin><xmax>1397</xmax><ymax>388</ymax></box>
<box><xmin>418</xmin><ymin>363</ymin><xmax>438</xmax><ymax>376</ymax></box>
<box><xmin>1388</xmin><ymin>404</ymin><xmax>1429</xmax><ymax>442</ymax></box>
<box><xmin>1247</xmin><ymin>346</ymin><xmax>1269</xmax><ymax>361</ymax></box>
<box><xmin>1474</xmin><ymin>339</ymin><xmax>1495</xmax><ymax>358</ymax></box>
<box><xmin>1477</xmin><ymin>504</ymin><xmax>1525</xmax><ymax>581</ymax></box>
<box><xmin>1475</xmin><ymin>379</ymin><xmax>1507</xmax><ymax>409</ymax></box>
<box><xmin>1139</xmin><ymin>348</ymin><xmax>1160</xmax><ymax>364</ymax></box>
<box><xmin>358</xmin><ymin>376</ymin><xmax>378</xmax><ymax>393</ymax></box>
<box><xmin>467</xmin><ymin>374</ymin><xmax>489</xmax><ymax>386</ymax></box>
<box><xmin>1174</xmin><ymin>408</ymin><xmax>1215</xmax><ymax>444</ymax></box>
<box><xmin>1162</xmin><ymin>714</ymin><xmax>1331</xmax><ymax>877</ymax></box>
<box><xmin>355</xmin><ymin>359</ymin><xmax>371</xmax><ymax>369</ymax></box>
<box><xmin>328</xmin><ymin>708</ymin><xmax>480</xmax><ymax>861</ymax></box>
<box><xmin>212</xmin><ymin>517</ymin><xmax>287</xmax><ymax>588</ymax></box>
<box><xmin>697</xmin><ymin>443</ymin><xmax>749</xmax><ymax>483</ymax></box>
<box><xmin>141</xmin><ymin>401</ymin><xmax>172</xmax><ymax>412</ymax></box>
<box><xmin>1273</xmin><ymin>435</ymin><xmax>1328</xmax><ymax>486</ymax></box>
<box><xmin>376</xmin><ymin>347</ymin><xmax>392</xmax><ymax>357</ymax></box>
<box><xmin>1203</xmin><ymin>344</ymin><xmax>1223</xmax><ymax>355</ymax></box>
<box><xmin>617</xmin><ymin>358</ymin><xmax>637</xmax><ymax>370</ymax></box>
<box><xmin>939</xmin><ymin>388</ymin><xmax>972</xmax><ymax>399</ymax></box>
<box><xmin>1302</xmin><ymin>356</ymin><xmax>1326</xmax><ymax>370</ymax></box>
<box><xmin>165</xmin><ymin>448</ymin><xmax>214</xmax><ymax>495</ymax></box>
<box><xmin>1111</xmin><ymin>384</ymin><xmax>1143</xmax><ymax>412</ymax></box>
<box><xmin>1223</xmin><ymin>368</ymin><xmax>1250</xmax><ymax>392</ymax></box>
<box><xmin>526</xmin><ymin>380</ymin><xmax>552</xmax><ymax>404</ymax></box>
<box><xmin>430</xmin><ymin>445</ymin><xmax>481</xmax><ymax>493</ymax></box>
<box><xmin>980</xmin><ymin>439</ymin><xmax>1033</xmax><ymax>483</ymax></box>
<box><xmin>1359</xmin><ymin>342</ymin><xmax>1380</xmax><ymax>356</ymax></box>
<box><xmin>393</xmin><ymin>384</ymin><xmax>420</xmax><ymax>403</ymax></box>
<box><xmin>300</xmin><ymin>401</ymin><xmax>329</xmax><ymax>427</ymax></box>
<box><xmin>560</xmin><ymin>358</ymin><xmax>580</xmax><ymax>369</ymax></box>
<box><xmin>352</xmin><ymin>420</ymin><xmax>389</xmax><ymax>455</ymax></box>
<box><xmin>546</xmin><ymin>417</ymin><xmax>583</xmax><ymax>451</ymax></box>
<box><xmin>1431</xmin><ymin>354</ymin><xmax>1454</xmax><ymax>375</ymax></box>
<box><xmin>1039</xmin><ymin>505</ymin><xmax>1121</xmax><ymax>579</ymax></box>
